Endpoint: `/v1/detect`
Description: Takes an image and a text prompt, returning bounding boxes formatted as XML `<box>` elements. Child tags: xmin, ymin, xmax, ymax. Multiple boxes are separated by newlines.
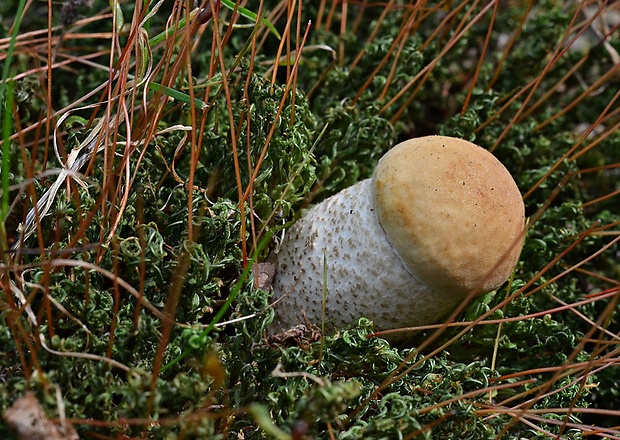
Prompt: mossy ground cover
<box><xmin>1</xmin><ymin>0</ymin><xmax>619</xmax><ymax>438</ymax></box>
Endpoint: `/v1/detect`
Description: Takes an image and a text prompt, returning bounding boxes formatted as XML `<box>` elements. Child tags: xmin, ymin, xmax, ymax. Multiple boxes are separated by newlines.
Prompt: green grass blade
<box><xmin>0</xmin><ymin>0</ymin><xmax>27</xmax><ymax>125</ymax></box>
<box><xmin>1</xmin><ymin>81</ymin><xmax>11</xmax><ymax>223</ymax></box>
<box><xmin>221</xmin><ymin>0</ymin><xmax>281</xmax><ymax>40</ymax></box>
<box><xmin>147</xmin><ymin>81</ymin><xmax>208</xmax><ymax>110</ymax></box>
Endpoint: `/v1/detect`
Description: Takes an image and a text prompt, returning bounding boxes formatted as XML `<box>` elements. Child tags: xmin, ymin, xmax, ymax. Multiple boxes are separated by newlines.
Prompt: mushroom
<box><xmin>270</xmin><ymin>135</ymin><xmax>525</xmax><ymax>339</ymax></box>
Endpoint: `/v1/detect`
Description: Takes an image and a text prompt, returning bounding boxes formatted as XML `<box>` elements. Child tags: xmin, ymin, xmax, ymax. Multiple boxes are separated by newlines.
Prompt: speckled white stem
<box><xmin>270</xmin><ymin>179</ymin><xmax>461</xmax><ymax>334</ymax></box>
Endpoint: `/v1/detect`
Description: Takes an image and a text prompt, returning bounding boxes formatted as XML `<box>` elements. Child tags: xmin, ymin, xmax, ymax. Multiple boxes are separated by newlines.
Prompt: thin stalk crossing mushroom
<box><xmin>270</xmin><ymin>135</ymin><xmax>525</xmax><ymax>340</ymax></box>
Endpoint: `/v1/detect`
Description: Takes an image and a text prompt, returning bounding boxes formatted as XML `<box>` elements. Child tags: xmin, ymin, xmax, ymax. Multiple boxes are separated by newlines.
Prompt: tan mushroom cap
<box><xmin>372</xmin><ymin>135</ymin><xmax>525</xmax><ymax>297</ymax></box>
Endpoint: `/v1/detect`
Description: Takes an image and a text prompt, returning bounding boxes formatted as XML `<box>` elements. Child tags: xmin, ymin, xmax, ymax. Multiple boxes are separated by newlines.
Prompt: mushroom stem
<box><xmin>271</xmin><ymin>178</ymin><xmax>458</xmax><ymax>333</ymax></box>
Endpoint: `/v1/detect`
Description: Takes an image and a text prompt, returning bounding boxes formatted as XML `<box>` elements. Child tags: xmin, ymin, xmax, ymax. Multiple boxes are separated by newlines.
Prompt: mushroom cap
<box><xmin>372</xmin><ymin>135</ymin><xmax>525</xmax><ymax>297</ymax></box>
